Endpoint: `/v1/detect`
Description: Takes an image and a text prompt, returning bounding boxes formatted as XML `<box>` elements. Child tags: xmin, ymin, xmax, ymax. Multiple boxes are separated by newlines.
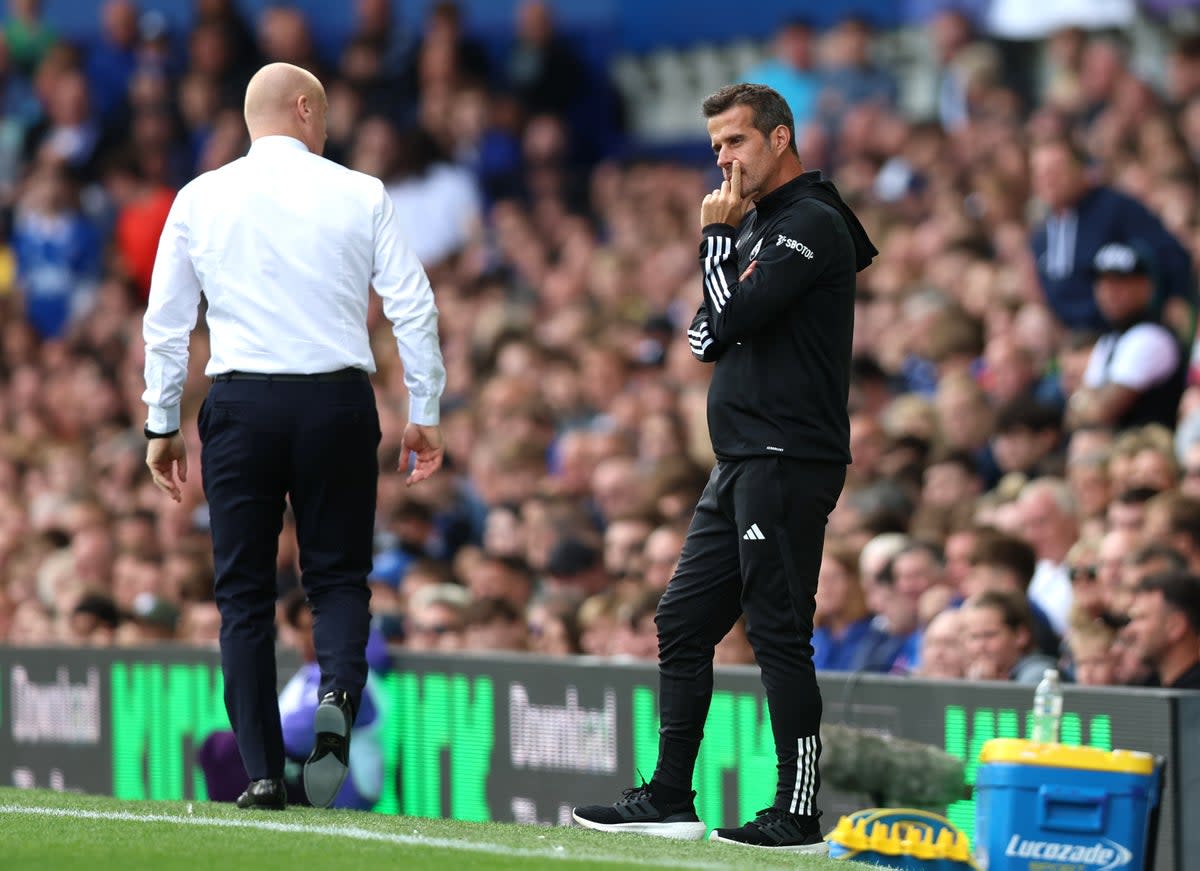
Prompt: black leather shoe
<box><xmin>236</xmin><ymin>778</ymin><xmax>287</xmax><ymax>810</ymax></box>
<box><xmin>303</xmin><ymin>690</ymin><xmax>354</xmax><ymax>808</ymax></box>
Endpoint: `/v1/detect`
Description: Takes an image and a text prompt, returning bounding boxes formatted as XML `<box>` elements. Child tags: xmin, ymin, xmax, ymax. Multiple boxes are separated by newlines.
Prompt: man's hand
<box><xmin>402</xmin><ymin>423</ymin><xmax>444</xmax><ymax>486</ymax></box>
<box><xmin>146</xmin><ymin>434</ymin><xmax>187</xmax><ymax>503</ymax></box>
<box><xmin>701</xmin><ymin>160</ymin><xmax>753</xmax><ymax>229</ymax></box>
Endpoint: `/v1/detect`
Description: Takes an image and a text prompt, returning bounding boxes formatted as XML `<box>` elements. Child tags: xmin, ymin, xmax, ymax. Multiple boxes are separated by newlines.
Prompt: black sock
<box><xmin>648</xmin><ymin>778</ymin><xmax>691</xmax><ymax>805</ymax></box>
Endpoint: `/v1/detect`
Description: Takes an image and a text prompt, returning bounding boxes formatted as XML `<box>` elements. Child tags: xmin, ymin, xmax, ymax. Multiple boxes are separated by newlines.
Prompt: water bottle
<box><xmin>1031</xmin><ymin>668</ymin><xmax>1063</xmax><ymax>744</ymax></box>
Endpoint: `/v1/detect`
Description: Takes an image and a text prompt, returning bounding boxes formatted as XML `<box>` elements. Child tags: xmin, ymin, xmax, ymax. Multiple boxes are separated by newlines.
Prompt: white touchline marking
<box><xmin>0</xmin><ymin>806</ymin><xmax>741</xmax><ymax>870</ymax></box>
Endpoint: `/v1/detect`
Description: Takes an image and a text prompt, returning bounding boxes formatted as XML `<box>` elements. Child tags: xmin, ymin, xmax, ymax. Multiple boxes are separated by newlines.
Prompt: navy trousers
<box><xmin>199</xmin><ymin>373</ymin><xmax>379</xmax><ymax>781</ymax></box>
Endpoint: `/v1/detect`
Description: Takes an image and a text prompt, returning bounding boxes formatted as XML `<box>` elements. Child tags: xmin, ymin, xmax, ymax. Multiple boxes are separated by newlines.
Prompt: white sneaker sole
<box><xmin>709</xmin><ymin>831</ymin><xmax>829</xmax><ymax>853</ymax></box>
<box><xmin>303</xmin><ymin>702</ymin><xmax>350</xmax><ymax>809</ymax></box>
<box><xmin>572</xmin><ymin>811</ymin><xmax>707</xmax><ymax>841</ymax></box>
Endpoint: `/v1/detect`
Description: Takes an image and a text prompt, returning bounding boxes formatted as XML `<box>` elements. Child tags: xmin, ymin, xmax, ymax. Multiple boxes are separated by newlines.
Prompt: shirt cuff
<box><xmin>408</xmin><ymin>394</ymin><xmax>440</xmax><ymax>426</ymax></box>
<box><xmin>146</xmin><ymin>404</ymin><xmax>181</xmax><ymax>434</ymax></box>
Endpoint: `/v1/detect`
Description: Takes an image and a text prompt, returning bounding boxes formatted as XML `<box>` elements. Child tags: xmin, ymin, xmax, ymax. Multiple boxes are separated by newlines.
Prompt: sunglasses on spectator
<box><xmin>1069</xmin><ymin>564</ymin><xmax>1098</xmax><ymax>582</ymax></box>
<box><xmin>411</xmin><ymin>623</ymin><xmax>456</xmax><ymax>635</ymax></box>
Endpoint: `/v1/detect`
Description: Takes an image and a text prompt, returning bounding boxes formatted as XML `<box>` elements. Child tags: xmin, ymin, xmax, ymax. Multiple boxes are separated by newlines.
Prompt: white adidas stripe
<box><xmin>702</xmin><ymin>236</ymin><xmax>733</xmax><ymax>313</ymax></box>
<box><xmin>789</xmin><ymin>735</ymin><xmax>817</xmax><ymax>815</ymax></box>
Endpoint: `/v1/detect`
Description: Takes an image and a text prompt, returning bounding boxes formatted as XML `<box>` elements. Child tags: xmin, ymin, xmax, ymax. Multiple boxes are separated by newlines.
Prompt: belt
<box><xmin>212</xmin><ymin>368</ymin><xmax>367</xmax><ymax>383</ymax></box>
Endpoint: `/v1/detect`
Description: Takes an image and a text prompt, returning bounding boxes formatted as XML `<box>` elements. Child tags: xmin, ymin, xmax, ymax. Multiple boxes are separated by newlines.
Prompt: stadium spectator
<box><xmin>815</xmin><ymin>16</ymin><xmax>898</xmax><ymax>132</ymax></box>
<box><xmin>852</xmin><ymin>550</ymin><xmax>923</xmax><ymax>675</ymax></box>
<box><xmin>964</xmin><ymin>528</ymin><xmax>1059</xmax><ymax>656</ymax></box>
<box><xmin>1094</xmin><ymin>526</ymin><xmax>1142</xmax><ymax>620</ymax></box>
<box><xmin>992</xmin><ymin>399</ymin><xmax>1065</xmax><ymax>481</ymax></box>
<box><xmin>200</xmin><ymin>591</ymin><xmax>385</xmax><ymax>808</ymax></box>
<box><xmin>404</xmin><ymin>583</ymin><xmax>467</xmax><ymax>652</ymax></box>
<box><xmin>1066</xmin><ymin>449</ymin><xmax>1111</xmax><ymax>538</ymax></box>
<box><xmin>101</xmin><ymin>148</ymin><xmax>174</xmax><ymax>300</ymax></box>
<box><xmin>913</xmin><ymin>608</ymin><xmax>965</xmax><ymax>679</ymax></box>
<box><xmin>1029</xmin><ymin>136</ymin><xmax>1193</xmax><ymax>333</ymax></box>
<box><xmin>742</xmin><ymin>18</ymin><xmax>820</xmax><ymax>128</ymax></box>
<box><xmin>1066</xmin><ymin>242</ymin><xmax>1186</xmax><ymax>431</ymax></box>
<box><xmin>1125</xmin><ymin>570</ymin><xmax>1200</xmax><ymax>689</ymax></box>
<box><xmin>4</xmin><ymin>0</ymin><xmax>56</xmax><ymax>79</ymax></box>
<box><xmin>1017</xmin><ymin>478</ymin><xmax>1078</xmax><ymax>634</ymax></box>
<box><xmin>812</xmin><ymin>543</ymin><xmax>872</xmax><ymax>671</ymax></box>
<box><xmin>961</xmin><ymin>589</ymin><xmax>1058</xmax><ymax>683</ymax></box>
<box><xmin>505</xmin><ymin>0</ymin><xmax>583</xmax><ymax>117</ymax></box>
<box><xmin>1141</xmin><ymin>492</ymin><xmax>1200</xmax><ymax>572</ymax></box>
<box><xmin>1065</xmin><ymin>621</ymin><xmax>1118</xmax><ymax>685</ymax></box>
<box><xmin>526</xmin><ymin>592</ymin><xmax>581</xmax><ymax>656</ymax></box>
<box><xmin>462</xmin><ymin>595</ymin><xmax>529</xmax><ymax>651</ymax></box>
<box><xmin>12</xmin><ymin>156</ymin><xmax>101</xmax><ymax>338</ymax></box>
<box><xmin>1116</xmin><ymin>543</ymin><xmax>1189</xmax><ymax>621</ymax></box>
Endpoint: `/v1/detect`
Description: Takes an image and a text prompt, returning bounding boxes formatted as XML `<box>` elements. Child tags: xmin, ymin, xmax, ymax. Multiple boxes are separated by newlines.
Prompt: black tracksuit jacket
<box><xmin>688</xmin><ymin>170</ymin><xmax>877</xmax><ymax>465</ymax></box>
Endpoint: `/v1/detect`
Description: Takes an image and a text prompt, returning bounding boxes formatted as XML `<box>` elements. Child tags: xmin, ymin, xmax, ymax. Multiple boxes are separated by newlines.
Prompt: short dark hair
<box><xmin>701</xmin><ymin>83</ymin><xmax>798</xmax><ymax>157</ymax></box>
<box><xmin>73</xmin><ymin>592</ymin><xmax>121</xmax><ymax>629</ymax></box>
<box><xmin>463</xmin><ymin>596</ymin><xmax>525</xmax><ymax>628</ymax></box>
<box><xmin>895</xmin><ymin>538</ymin><xmax>945</xmax><ymax>569</ymax></box>
<box><xmin>1032</xmin><ymin>135</ymin><xmax>1090</xmax><ymax>169</ymax></box>
<box><xmin>969</xmin><ymin>531</ymin><xmax>1037</xmax><ymax>590</ymax></box>
<box><xmin>1136</xmin><ymin>570</ymin><xmax>1200</xmax><ymax>634</ymax></box>
<box><xmin>1128</xmin><ymin>543</ymin><xmax>1188</xmax><ymax>572</ymax></box>
<box><xmin>1156</xmin><ymin>494</ymin><xmax>1200</xmax><ymax>546</ymax></box>
<box><xmin>995</xmin><ymin>396</ymin><xmax>1061</xmax><ymax>435</ymax></box>
<box><xmin>965</xmin><ymin>589</ymin><xmax>1035</xmax><ymax>638</ymax></box>
<box><xmin>926</xmin><ymin>447</ymin><xmax>979</xmax><ymax>478</ymax></box>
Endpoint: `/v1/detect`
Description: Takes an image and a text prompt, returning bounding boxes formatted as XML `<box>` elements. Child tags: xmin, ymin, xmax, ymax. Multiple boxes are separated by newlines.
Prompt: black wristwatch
<box><xmin>144</xmin><ymin>425</ymin><xmax>180</xmax><ymax>440</ymax></box>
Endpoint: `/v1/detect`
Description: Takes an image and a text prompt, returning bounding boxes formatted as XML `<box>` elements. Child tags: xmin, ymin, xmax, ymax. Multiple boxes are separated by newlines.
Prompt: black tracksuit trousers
<box><xmin>652</xmin><ymin>456</ymin><xmax>846</xmax><ymax>814</ymax></box>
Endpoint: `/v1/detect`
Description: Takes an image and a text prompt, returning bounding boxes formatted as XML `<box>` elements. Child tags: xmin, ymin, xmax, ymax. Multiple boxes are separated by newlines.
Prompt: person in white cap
<box><xmin>1066</xmin><ymin>241</ymin><xmax>1186</xmax><ymax>432</ymax></box>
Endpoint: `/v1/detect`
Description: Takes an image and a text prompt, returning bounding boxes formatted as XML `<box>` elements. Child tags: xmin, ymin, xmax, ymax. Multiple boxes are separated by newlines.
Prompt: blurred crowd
<box><xmin>1</xmin><ymin>0</ymin><xmax>1199</xmax><ymax>693</ymax></box>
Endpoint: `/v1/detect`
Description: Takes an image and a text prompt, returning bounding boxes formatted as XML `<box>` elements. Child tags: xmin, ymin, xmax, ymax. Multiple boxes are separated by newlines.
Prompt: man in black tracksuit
<box><xmin>574</xmin><ymin>84</ymin><xmax>876</xmax><ymax>852</ymax></box>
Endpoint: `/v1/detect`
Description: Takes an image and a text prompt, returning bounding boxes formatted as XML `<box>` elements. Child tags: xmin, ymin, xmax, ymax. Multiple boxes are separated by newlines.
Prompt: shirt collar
<box><xmin>755</xmin><ymin>170</ymin><xmax>822</xmax><ymax>219</ymax></box>
<box><xmin>248</xmin><ymin>135</ymin><xmax>311</xmax><ymax>156</ymax></box>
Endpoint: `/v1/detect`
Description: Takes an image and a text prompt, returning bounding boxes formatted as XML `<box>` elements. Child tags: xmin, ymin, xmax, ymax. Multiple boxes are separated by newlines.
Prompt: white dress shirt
<box><xmin>142</xmin><ymin>135</ymin><xmax>445</xmax><ymax>433</ymax></box>
<box><xmin>1029</xmin><ymin>559</ymin><xmax>1072</xmax><ymax>636</ymax></box>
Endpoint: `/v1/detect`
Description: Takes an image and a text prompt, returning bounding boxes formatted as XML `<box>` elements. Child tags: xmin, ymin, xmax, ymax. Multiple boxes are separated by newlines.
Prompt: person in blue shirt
<box><xmin>11</xmin><ymin>160</ymin><xmax>101</xmax><ymax>339</ymax></box>
<box><xmin>277</xmin><ymin>593</ymin><xmax>384</xmax><ymax>810</ymax></box>
<box><xmin>850</xmin><ymin>547</ymin><xmax>925</xmax><ymax>674</ymax></box>
<box><xmin>815</xmin><ymin>16</ymin><xmax>898</xmax><ymax>134</ymax></box>
<box><xmin>86</xmin><ymin>0</ymin><xmax>139</xmax><ymax>125</ymax></box>
<box><xmin>1030</xmin><ymin>136</ymin><xmax>1195</xmax><ymax>335</ymax></box>
<box><xmin>198</xmin><ymin>591</ymin><xmax>385</xmax><ymax>810</ymax></box>
<box><xmin>812</xmin><ymin>543</ymin><xmax>873</xmax><ymax>671</ymax></box>
<box><xmin>743</xmin><ymin>18</ymin><xmax>821</xmax><ymax>130</ymax></box>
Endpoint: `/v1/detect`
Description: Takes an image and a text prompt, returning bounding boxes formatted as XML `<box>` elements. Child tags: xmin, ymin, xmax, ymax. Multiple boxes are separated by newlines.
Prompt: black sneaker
<box><xmin>709</xmin><ymin>808</ymin><xmax>827</xmax><ymax>853</ymax></box>
<box><xmin>572</xmin><ymin>782</ymin><xmax>707</xmax><ymax>840</ymax></box>
<box><xmin>303</xmin><ymin>690</ymin><xmax>353</xmax><ymax>808</ymax></box>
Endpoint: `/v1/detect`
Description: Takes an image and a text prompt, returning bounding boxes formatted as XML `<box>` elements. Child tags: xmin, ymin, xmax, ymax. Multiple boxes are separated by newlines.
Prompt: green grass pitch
<box><xmin>0</xmin><ymin>788</ymin><xmax>878</xmax><ymax>870</ymax></box>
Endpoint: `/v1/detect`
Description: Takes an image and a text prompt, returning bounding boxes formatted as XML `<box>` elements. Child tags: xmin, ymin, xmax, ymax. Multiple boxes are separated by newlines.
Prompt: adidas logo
<box><xmin>742</xmin><ymin>523</ymin><xmax>766</xmax><ymax>541</ymax></box>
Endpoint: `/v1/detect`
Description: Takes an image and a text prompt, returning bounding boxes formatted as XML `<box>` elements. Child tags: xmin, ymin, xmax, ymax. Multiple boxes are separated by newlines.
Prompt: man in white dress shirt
<box><xmin>142</xmin><ymin>63</ymin><xmax>446</xmax><ymax>811</ymax></box>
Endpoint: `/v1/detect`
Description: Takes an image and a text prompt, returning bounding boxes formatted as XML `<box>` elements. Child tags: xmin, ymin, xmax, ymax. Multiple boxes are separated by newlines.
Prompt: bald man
<box><xmin>143</xmin><ymin>63</ymin><xmax>446</xmax><ymax>810</ymax></box>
